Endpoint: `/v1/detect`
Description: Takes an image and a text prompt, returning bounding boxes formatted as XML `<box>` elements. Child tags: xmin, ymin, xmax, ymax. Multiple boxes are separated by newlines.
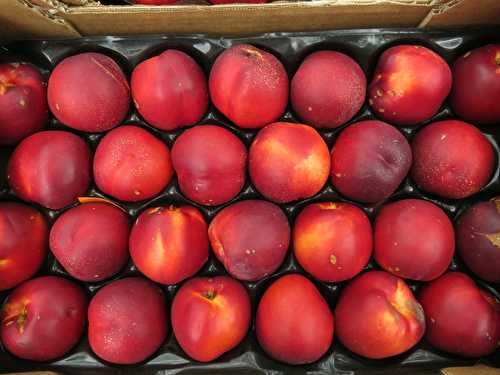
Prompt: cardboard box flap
<box><xmin>62</xmin><ymin>1</ymin><xmax>435</xmax><ymax>36</ymax></box>
<box><xmin>0</xmin><ymin>0</ymin><xmax>80</xmax><ymax>39</ymax></box>
<box><xmin>423</xmin><ymin>0</ymin><xmax>500</xmax><ymax>27</ymax></box>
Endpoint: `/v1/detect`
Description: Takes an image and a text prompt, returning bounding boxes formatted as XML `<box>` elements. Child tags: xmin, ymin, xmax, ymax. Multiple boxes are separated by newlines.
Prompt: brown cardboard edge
<box><xmin>441</xmin><ymin>364</ymin><xmax>500</xmax><ymax>375</ymax></box>
<box><xmin>423</xmin><ymin>0</ymin><xmax>500</xmax><ymax>27</ymax></box>
<box><xmin>61</xmin><ymin>2</ymin><xmax>434</xmax><ymax>36</ymax></box>
<box><xmin>0</xmin><ymin>0</ymin><xmax>80</xmax><ymax>39</ymax></box>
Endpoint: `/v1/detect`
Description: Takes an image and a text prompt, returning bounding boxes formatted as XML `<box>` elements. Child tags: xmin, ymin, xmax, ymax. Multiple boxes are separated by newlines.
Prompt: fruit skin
<box><xmin>330</xmin><ymin>120</ymin><xmax>412</xmax><ymax>203</ymax></box>
<box><xmin>129</xmin><ymin>205</ymin><xmax>208</xmax><ymax>285</ymax></box>
<box><xmin>256</xmin><ymin>274</ymin><xmax>334</xmax><ymax>364</ymax></box>
<box><xmin>0</xmin><ymin>202</ymin><xmax>48</xmax><ymax>291</ymax></box>
<box><xmin>93</xmin><ymin>125</ymin><xmax>173</xmax><ymax>202</ymax></box>
<box><xmin>293</xmin><ymin>202</ymin><xmax>372</xmax><ymax>282</ymax></box>
<box><xmin>209</xmin><ymin>44</ymin><xmax>288</xmax><ymax>128</ymax></box>
<box><xmin>411</xmin><ymin>120</ymin><xmax>494</xmax><ymax>199</ymax></box>
<box><xmin>374</xmin><ymin>199</ymin><xmax>455</xmax><ymax>281</ymax></box>
<box><xmin>131</xmin><ymin>50</ymin><xmax>208</xmax><ymax>131</ymax></box>
<box><xmin>249</xmin><ymin>122</ymin><xmax>330</xmax><ymax>203</ymax></box>
<box><xmin>335</xmin><ymin>271</ymin><xmax>425</xmax><ymax>359</ymax></box>
<box><xmin>419</xmin><ymin>272</ymin><xmax>500</xmax><ymax>357</ymax></box>
<box><xmin>49</xmin><ymin>202</ymin><xmax>130</xmax><ymax>282</ymax></box>
<box><xmin>0</xmin><ymin>63</ymin><xmax>48</xmax><ymax>145</ymax></box>
<box><xmin>291</xmin><ymin>51</ymin><xmax>366</xmax><ymax>129</ymax></box>
<box><xmin>450</xmin><ymin>44</ymin><xmax>500</xmax><ymax>124</ymax></box>
<box><xmin>88</xmin><ymin>277</ymin><xmax>168</xmax><ymax>364</ymax></box>
<box><xmin>171</xmin><ymin>125</ymin><xmax>247</xmax><ymax>206</ymax></box>
<box><xmin>8</xmin><ymin>130</ymin><xmax>91</xmax><ymax>210</ymax></box>
<box><xmin>208</xmin><ymin>200</ymin><xmax>290</xmax><ymax>281</ymax></box>
<box><xmin>456</xmin><ymin>198</ymin><xmax>500</xmax><ymax>283</ymax></box>
<box><xmin>0</xmin><ymin>276</ymin><xmax>87</xmax><ymax>361</ymax></box>
<box><xmin>368</xmin><ymin>45</ymin><xmax>452</xmax><ymax>126</ymax></box>
<box><xmin>171</xmin><ymin>276</ymin><xmax>251</xmax><ymax>362</ymax></box>
<box><xmin>48</xmin><ymin>52</ymin><xmax>130</xmax><ymax>133</ymax></box>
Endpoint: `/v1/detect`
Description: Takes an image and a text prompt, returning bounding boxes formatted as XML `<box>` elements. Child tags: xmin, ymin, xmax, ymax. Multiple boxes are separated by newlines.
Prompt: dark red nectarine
<box><xmin>8</xmin><ymin>130</ymin><xmax>91</xmax><ymax>209</ymax></box>
<box><xmin>457</xmin><ymin>198</ymin><xmax>500</xmax><ymax>283</ymax></box>
<box><xmin>411</xmin><ymin>120</ymin><xmax>494</xmax><ymax>199</ymax></box>
<box><xmin>48</xmin><ymin>52</ymin><xmax>129</xmax><ymax>132</ymax></box>
<box><xmin>335</xmin><ymin>271</ymin><xmax>425</xmax><ymax>359</ymax></box>
<box><xmin>1</xmin><ymin>276</ymin><xmax>87</xmax><ymax>361</ymax></box>
<box><xmin>374</xmin><ymin>199</ymin><xmax>454</xmax><ymax>281</ymax></box>
<box><xmin>171</xmin><ymin>125</ymin><xmax>246</xmax><ymax>205</ymax></box>
<box><xmin>451</xmin><ymin>44</ymin><xmax>500</xmax><ymax>124</ymax></box>
<box><xmin>294</xmin><ymin>202</ymin><xmax>372</xmax><ymax>282</ymax></box>
<box><xmin>131</xmin><ymin>49</ymin><xmax>208</xmax><ymax>131</ymax></box>
<box><xmin>50</xmin><ymin>202</ymin><xmax>130</xmax><ymax>282</ymax></box>
<box><xmin>368</xmin><ymin>45</ymin><xmax>451</xmax><ymax>126</ymax></box>
<box><xmin>330</xmin><ymin>120</ymin><xmax>412</xmax><ymax>203</ymax></box>
<box><xmin>209</xmin><ymin>44</ymin><xmax>288</xmax><ymax>128</ymax></box>
<box><xmin>419</xmin><ymin>272</ymin><xmax>499</xmax><ymax>357</ymax></box>
<box><xmin>171</xmin><ymin>276</ymin><xmax>251</xmax><ymax>362</ymax></box>
<box><xmin>249</xmin><ymin>122</ymin><xmax>330</xmax><ymax>203</ymax></box>
<box><xmin>0</xmin><ymin>63</ymin><xmax>47</xmax><ymax>145</ymax></box>
<box><xmin>208</xmin><ymin>200</ymin><xmax>290</xmax><ymax>281</ymax></box>
<box><xmin>129</xmin><ymin>205</ymin><xmax>208</xmax><ymax>285</ymax></box>
<box><xmin>88</xmin><ymin>277</ymin><xmax>168</xmax><ymax>364</ymax></box>
<box><xmin>291</xmin><ymin>51</ymin><xmax>366</xmax><ymax>128</ymax></box>
<box><xmin>0</xmin><ymin>202</ymin><xmax>48</xmax><ymax>291</ymax></box>
<box><xmin>256</xmin><ymin>274</ymin><xmax>334</xmax><ymax>364</ymax></box>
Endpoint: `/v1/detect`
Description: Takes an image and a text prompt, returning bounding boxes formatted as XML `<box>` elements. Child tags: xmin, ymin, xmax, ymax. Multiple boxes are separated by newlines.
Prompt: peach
<box><xmin>93</xmin><ymin>125</ymin><xmax>173</xmax><ymax>202</ymax></box>
<box><xmin>49</xmin><ymin>202</ymin><xmax>130</xmax><ymax>282</ymax></box>
<box><xmin>48</xmin><ymin>52</ymin><xmax>130</xmax><ymax>132</ymax></box>
<box><xmin>293</xmin><ymin>202</ymin><xmax>372</xmax><ymax>282</ymax></box>
<box><xmin>7</xmin><ymin>130</ymin><xmax>91</xmax><ymax>209</ymax></box>
<box><xmin>171</xmin><ymin>276</ymin><xmax>251</xmax><ymax>362</ymax></box>
<box><xmin>209</xmin><ymin>44</ymin><xmax>288</xmax><ymax>128</ymax></box>
<box><xmin>335</xmin><ymin>271</ymin><xmax>425</xmax><ymax>359</ymax></box>
<box><xmin>374</xmin><ymin>199</ymin><xmax>454</xmax><ymax>281</ymax></box>
<box><xmin>368</xmin><ymin>45</ymin><xmax>451</xmax><ymax>126</ymax></box>
<box><xmin>131</xmin><ymin>49</ymin><xmax>208</xmax><ymax>131</ymax></box>
<box><xmin>208</xmin><ymin>200</ymin><xmax>290</xmax><ymax>281</ymax></box>
<box><xmin>249</xmin><ymin>122</ymin><xmax>330</xmax><ymax>203</ymax></box>
<box><xmin>256</xmin><ymin>274</ymin><xmax>334</xmax><ymax>364</ymax></box>
<box><xmin>88</xmin><ymin>277</ymin><xmax>168</xmax><ymax>364</ymax></box>
<box><xmin>456</xmin><ymin>197</ymin><xmax>500</xmax><ymax>283</ymax></box>
<box><xmin>0</xmin><ymin>202</ymin><xmax>48</xmax><ymax>291</ymax></box>
<box><xmin>450</xmin><ymin>44</ymin><xmax>500</xmax><ymax>124</ymax></box>
<box><xmin>129</xmin><ymin>205</ymin><xmax>208</xmax><ymax>285</ymax></box>
<box><xmin>0</xmin><ymin>63</ymin><xmax>47</xmax><ymax>145</ymax></box>
<box><xmin>171</xmin><ymin>125</ymin><xmax>246</xmax><ymax>205</ymax></box>
<box><xmin>411</xmin><ymin>120</ymin><xmax>494</xmax><ymax>199</ymax></box>
<box><xmin>1</xmin><ymin>276</ymin><xmax>87</xmax><ymax>361</ymax></box>
<box><xmin>330</xmin><ymin>120</ymin><xmax>412</xmax><ymax>203</ymax></box>
<box><xmin>419</xmin><ymin>272</ymin><xmax>500</xmax><ymax>357</ymax></box>
<box><xmin>291</xmin><ymin>51</ymin><xmax>366</xmax><ymax>128</ymax></box>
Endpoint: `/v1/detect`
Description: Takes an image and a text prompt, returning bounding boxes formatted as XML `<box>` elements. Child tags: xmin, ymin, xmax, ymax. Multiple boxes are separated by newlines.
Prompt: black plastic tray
<box><xmin>0</xmin><ymin>27</ymin><xmax>499</xmax><ymax>374</ymax></box>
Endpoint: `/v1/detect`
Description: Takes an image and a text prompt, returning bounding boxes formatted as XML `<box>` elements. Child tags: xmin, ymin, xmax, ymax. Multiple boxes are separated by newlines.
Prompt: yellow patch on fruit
<box><xmin>318</xmin><ymin>202</ymin><xmax>338</xmax><ymax>210</ymax></box>
<box><xmin>329</xmin><ymin>254</ymin><xmax>337</xmax><ymax>265</ymax></box>
<box><xmin>484</xmin><ymin>232</ymin><xmax>500</xmax><ymax>248</ymax></box>
<box><xmin>0</xmin><ymin>258</ymin><xmax>9</xmax><ymax>267</ymax></box>
<box><xmin>78</xmin><ymin>196</ymin><xmax>126</xmax><ymax>212</ymax></box>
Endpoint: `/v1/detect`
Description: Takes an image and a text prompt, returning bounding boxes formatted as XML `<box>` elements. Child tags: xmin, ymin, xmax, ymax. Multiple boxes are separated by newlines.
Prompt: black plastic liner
<box><xmin>0</xmin><ymin>27</ymin><xmax>499</xmax><ymax>375</ymax></box>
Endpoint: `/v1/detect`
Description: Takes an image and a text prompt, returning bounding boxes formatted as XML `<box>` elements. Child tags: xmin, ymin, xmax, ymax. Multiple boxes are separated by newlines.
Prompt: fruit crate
<box><xmin>0</xmin><ymin>27</ymin><xmax>499</xmax><ymax>374</ymax></box>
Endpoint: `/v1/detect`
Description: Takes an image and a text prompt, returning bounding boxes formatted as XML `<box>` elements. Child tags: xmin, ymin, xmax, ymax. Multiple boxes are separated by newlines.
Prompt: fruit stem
<box><xmin>203</xmin><ymin>289</ymin><xmax>217</xmax><ymax>300</ymax></box>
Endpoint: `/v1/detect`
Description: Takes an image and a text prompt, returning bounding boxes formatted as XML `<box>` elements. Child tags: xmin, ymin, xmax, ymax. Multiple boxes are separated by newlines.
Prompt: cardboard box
<box><xmin>0</xmin><ymin>0</ymin><xmax>499</xmax><ymax>40</ymax></box>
